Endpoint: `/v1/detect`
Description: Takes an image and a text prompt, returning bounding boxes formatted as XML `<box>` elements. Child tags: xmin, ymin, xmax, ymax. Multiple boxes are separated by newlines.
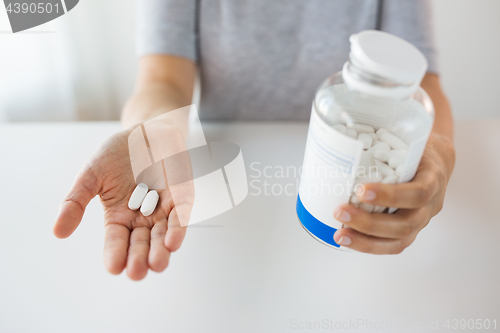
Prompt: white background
<box><xmin>1</xmin><ymin>120</ymin><xmax>499</xmax><ymax>332</ymax></box>
<box><xmin>0</xmin><ymin>0</ymin><xmax>499</xmax><ymax>121</ymax></box>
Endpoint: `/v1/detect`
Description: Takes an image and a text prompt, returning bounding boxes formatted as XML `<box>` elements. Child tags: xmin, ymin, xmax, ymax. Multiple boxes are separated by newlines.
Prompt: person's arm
<box><xmin>422</xmin><ymin>73</ymin><xmax>454</xmax><ymax>139</ymax></box>
<box><xmin>333</xmin><ymin>73</ymin><xmax>456</xmax><ymax>254</ymax></box>
<box><xmin>122</xmin><ymin>55</ymin><xmax>196</xmax><ymax>132</ymax></box>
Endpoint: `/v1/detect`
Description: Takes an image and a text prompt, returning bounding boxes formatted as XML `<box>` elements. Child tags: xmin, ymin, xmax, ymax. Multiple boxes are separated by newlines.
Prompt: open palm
<box><xmin>53</xmin><ymin>128</ymin><xmax>193</xmax><ymax>280</ymax></box>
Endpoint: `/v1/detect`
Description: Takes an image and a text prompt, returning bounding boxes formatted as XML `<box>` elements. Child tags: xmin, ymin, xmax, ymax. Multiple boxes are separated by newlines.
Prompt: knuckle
<box><xmin>391</xmin><ymin>247</ymin><xmax>403</xmax><ymax>255</ymax></box>
<box><xmin>435</xmin><ymin>200</ymin><xmax>444</xmax><ymax>214</ymax></box>
<box><xmin>66</xmin><ymin>197</ymin><xmax>85</xmax><ymax>213</ymax></box>
<box><xmin>415</xmin><ymin>184</ymin><xmax>431</xmax><ymax>206</ymax></box>
<box><xmin>399</xmin><ymin>220</ymin><xmax>414</xmax><ymax>238</ymax></box>
<box><xmin>435</xmin><ymin>169</ymin><xmax>447</xmax><ymax>186</ymax></box>
<box><xmin>383</xmin><ymin>187</ymin><xmax>397</xmax><ymax>205</ymax></box>
<box><xmin>362</xmin><ymin>241</ymin><xmax>376</xmax><ymax>254</ymax></box>
<box><xmin>428</xmin><ymin>171</ymin><xmax>444</xmax><ymax>196</ymax></box>
<box><xmin>419</xmin><ymin>206</ymin><xmax>433</xmax><ymax>225</ymax></box>
<box><xmin>360</xmin><ymin>214</ymin><xmax>376</xmax><ymax>236</ymax></box>
<box><xmin>392</xmin><ymin>240</ymin><xmax>409</xmax><ymax>255</ymax></box>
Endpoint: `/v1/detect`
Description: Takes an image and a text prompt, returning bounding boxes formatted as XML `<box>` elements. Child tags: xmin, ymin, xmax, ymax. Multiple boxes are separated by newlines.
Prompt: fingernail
<box><xmin>355</xmin><ymin>184</ymin><xmax>364</xmax><ymax>196</ymax></box>
<box><xmin>338</xmin><ymin>236</ymin><xmax>352</xmax><ymax>246</ymax></box>
<box><xmin>334</xmin><ymin>207</ymin><xmax>351</xmax><ymax>222</ymax></box>
<box><xmin>363</xmin><ymin>190</ymin><xmax>376</xmax><ymax>201</ymax></box>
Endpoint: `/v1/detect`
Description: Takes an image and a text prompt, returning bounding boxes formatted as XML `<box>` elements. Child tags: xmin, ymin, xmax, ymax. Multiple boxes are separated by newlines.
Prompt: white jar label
<box><xmin>298</xmin><ymin>104</ymin><xmax>364</xmax><ymax>231</ymax></box>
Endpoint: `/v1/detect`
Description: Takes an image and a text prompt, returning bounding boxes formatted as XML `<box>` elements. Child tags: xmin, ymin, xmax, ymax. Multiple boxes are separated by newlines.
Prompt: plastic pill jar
<box><xmin>296</xmin><ymin>30</ymin><xmax>435</xmax><ymax>250</ymax></box>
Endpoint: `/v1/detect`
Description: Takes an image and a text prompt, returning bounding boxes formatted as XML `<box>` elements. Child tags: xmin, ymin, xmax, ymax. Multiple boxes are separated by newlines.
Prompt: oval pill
<box><xmin>357</xmin><ymin>133</ymin><xmax>373</xmax><ymax>149</ymax></box>
<box><xmin>345</xmin><ymin>128</ymin><xmax>357</xmax><ymax>139</ymax></box>
<box><xmin>128</xmin><ymin>183</ymin><xmax>149</xmax><ymax>210</ymax></box>
<box><xmin>388</xmin><ymin>207</ymin><xmax>399</xmax><ymax>214</ymax></box>
<box><xmin>379</xmin><ymin>132</ymin><xmax>409</xmax><ymax>150</ymax></box>
<box><xmin>374</xmin><ymin>160</ymin><xmax>395</xmax><ymax>177</ymax></box>
<box><xmin>348</xmin><ymin>124</ymin><xmax>375</xmax><ymax>134</ymax></box>
<box><xmin>373</xmin><ymin>206</ymin><xmax>386</xmax><ymax>213</ymax></box>
<box><xmin>354</xmin><ymin>173</ymin><xmax>382</xmax><ymax>186</ymax></box>
<box><xmin>333</xmin><ymin>124</ymin><xmax>347</xmax><ymax>134</ymax></box>
<box><xmin>381</xmin><ymin>174</ymin><xmax>398</xmax><ymax>184</ymax></box>
<box><xmin>370</xmin><ymin>142</ymin><xmax>391</xmax><ymax>152</ymax></box>
<box><xmin>374</xmin><ymin>150</ymin><xmax>390</xmax><ymax>162</ymax></box>
<box><xmin>388</xmin><ymin>156</ymin><xmax>405</xmax><ymax>169</ymax></box>
<box><xmin>140</xmin><ymin>190</ymin><xmax>159</xmax><ymax>217</ymax></box>
<box><xmin>395</xmin><ymin>164</ymin><xmax>405</xmax><ymax>177</ymax></box>
<box><xmin>369</xmin><ymin>132</ymin><xmax>379</xmax><ymax>141</ymax></box>
<box><xmin>390</xmin><ymin>149</ymin><xmax>408</xmax><ymax>157</ymax></box>
<box><xmin>350</xmin><ymin>194</ymin><xmax>361</xmax><ymax>205</ymax></box>
<box><xmin>376</xmin><ymin>128</ymin><xmax>389</xmax><ymax>136</ymax></box>
<box><xmin>360</xmin><ymin>203</ymin><xmax>374</xmax><ymax>213</ymax></box>
<box><xmin>359</xmin><ymin>149</ymin><xmax>375</xmax><ymax>169</ymax></box>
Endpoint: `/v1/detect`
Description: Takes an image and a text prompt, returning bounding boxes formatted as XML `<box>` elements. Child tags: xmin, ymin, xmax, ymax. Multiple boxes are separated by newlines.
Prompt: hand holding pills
<box><xmin>53</xmin><ymin>125</ymin><xmax>193</xmax><ymax>280</ymax></box>
<box><xmin>332</xmin><ymin>133</ymin><xmax>456</xmax><ymax>254</ymax></box>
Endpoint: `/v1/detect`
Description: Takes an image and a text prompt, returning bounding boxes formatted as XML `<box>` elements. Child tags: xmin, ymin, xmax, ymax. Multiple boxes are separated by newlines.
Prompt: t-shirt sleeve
<box><xmin>136</xmin><ymin>0</ymin><xmax>198</xmax><ymax>62</ymax></box>
<box><xmin>379</xmin><ymin>0</ymin><xmax>438</xmax><ymax>74</ymax></box>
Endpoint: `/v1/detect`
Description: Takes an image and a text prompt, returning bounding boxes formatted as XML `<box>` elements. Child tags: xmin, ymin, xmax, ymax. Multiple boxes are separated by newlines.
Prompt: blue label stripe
<box><xmin>296</xmin><ymin>194</ymin><xmax>340</xmax><ymax>247</ymax></box>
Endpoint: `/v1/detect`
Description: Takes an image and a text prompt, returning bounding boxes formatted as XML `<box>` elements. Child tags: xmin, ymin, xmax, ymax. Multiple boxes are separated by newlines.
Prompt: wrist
<box><xmin>428</xmin><ymin>133</ymin><xmax>456</xmax><ymax>181</ymax></box>
<box><xmin>121</xmin><ymin>101</ymin><xmax>166</xmax><ymax>130</ymax></box>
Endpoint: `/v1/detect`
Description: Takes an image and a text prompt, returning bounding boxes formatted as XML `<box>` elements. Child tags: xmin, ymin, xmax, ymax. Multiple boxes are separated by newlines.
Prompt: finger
<box><xmin>333</xmin><ymin>227</ymin><xmax>414</xmax><ymax>255</ymax></box>
<box><xmin>54</xmin><ymin>166</ymin><xmax>99</xmax><ymax>238</ymax></box>
<box><xmin>103</xmin><ymin>224</ymin><xmax>130</xmax><ymax>275</ymax></box>
<box><xmin>163</xmin><ymin>181</ymin><xmax>193</xmax><ymax>252</ymax></box>
<box><xmin>127</xmin><ymin>227</ymin><xmax>150</xmax><ymax>281</ymax></box>
<box><xmin>165</xmin><ymin>206</ymin><xmax>188</xmax><ymax>252</ymax></box>
<box><xmin>358</xmin><ymin>167</ymin><xmax>440</xmax><ymax>209</ymax></box>
<box><xmin>148</xmin><ymin>219</ymin><xmax>171</xmax><ymax>272</ymax></box>
<box><xmin>333</xmin><ymin>204</ymin><xmax>424</xmax><ymax>239</ymax></box>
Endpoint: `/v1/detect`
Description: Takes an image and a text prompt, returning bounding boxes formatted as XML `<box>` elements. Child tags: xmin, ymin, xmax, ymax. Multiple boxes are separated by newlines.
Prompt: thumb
<box><xmin>53</xmin><ymin>164</ymin><xmax>99</xmax><ymax>238</ymax></box>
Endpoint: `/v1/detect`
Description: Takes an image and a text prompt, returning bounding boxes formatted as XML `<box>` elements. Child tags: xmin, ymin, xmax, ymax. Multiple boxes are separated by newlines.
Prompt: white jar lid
<box><xmin>343</xmin><ymin>30</ymin><xmax>428</xmax><ymax>98</ymax></box>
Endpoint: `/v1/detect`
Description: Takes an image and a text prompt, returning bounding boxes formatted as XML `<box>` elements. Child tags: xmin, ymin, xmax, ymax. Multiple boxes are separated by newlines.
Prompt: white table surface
<box><xmin>0</xmin><ymin>119</ymin><xmax>499</xmax><ymax>333</ymax></box>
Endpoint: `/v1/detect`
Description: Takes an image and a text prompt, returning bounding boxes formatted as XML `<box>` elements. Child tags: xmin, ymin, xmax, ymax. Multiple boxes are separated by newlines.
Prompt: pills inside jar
<box><xmin>334</xmin><ymin>124</ymin><xmax>410</xmax><ymax>214</ymax></box>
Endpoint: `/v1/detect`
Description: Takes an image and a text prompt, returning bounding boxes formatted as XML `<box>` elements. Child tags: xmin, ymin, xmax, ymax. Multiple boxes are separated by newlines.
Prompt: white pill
<box><xmin>354</xmin><ymin>173</ymin><xmax>382</xmax><ymax>186</ymax></box>
<box><xmin>369</xmin><ymin>132</ymin><xmax>379</xmax><ymax>141</ymax></box>
<box><xmin>345</xmin><ymin>129</ymin><xmax>357</xmax><ymax>139</ymax></box>
<box><xmin>379</xmin><ymin>132</ymin><xmax>409</xmax><ymax>150</ymax></box>
<box><xmin>333</xmin><ymin>124</ymin><xmax>346</xmax><ymax>133</ymax></box>
<box><xmin>381</xmin><ymin>174</ymin><xmax>398</xmax><ymax>184</ymax></box>
<box><xmin>374</xmin><ymin>160</ymin><xmax>395</xmax><ymax>177</ymax></box>
<box><xmin>348</xmin><ymin>124</ymin><xmax>375</xmax><ymax>134</ymax></box>
<box><xmin>357</xmin><ymin>133</ymin><xmax>373</xmax><ymax>149</ymax></box>
<box><xmin>388</xmin><ymin>155</ymin><xmax>405</xmax><ymax>169</ymax></box>
<box><xmin>350</xmin><ymin>194</ymin><xmax>361</xmax><ymax>205</ymax></box>
<box><xmin>374</xmin><ymin>150</ymin><xmax>390</xmax><ymax>162</ymax></box>
<box><xmin>390</xmin><ymin>149</ymin><xmax>408</xmax><ymax>157</ymax></box>
<box><xmin>395</xmin><ymin>164</ymin><xmax>405</xmax><ymax>177</ymax></box>
<box><xmin>360</xmin><ymin>203</ymin><xmax>374</xmax><ymax>213</ymax></box>
<box><xmin>370</xmin><ymin>142</ymin><xmax>391</xmax><ymax>152</ymax></box>
<box><xmin>128</xmin><ymin>183</ymin><xmax>149</xmax><ymax>210</ymax></box>
<box><xmin>367</xmin><ymin>149</ymin><xmax>384</xmax><ymax>171</ymax></box>
<box><xmin>371</xmin><ymin>140</ymin><xmax>382</xmax><ymax>147</ymax></box>
<box><xmin>358</xmin><ymin>149</ymin><xmax>375</xmax><ymax>170</ymax></box>
<box><xmin>140</xmin><ymin>190</ymin><xmax>159</xmax><ymax>217</ymax></box>
<box><xmin>376</xmin><ymin>128</ymin><xmax>389</xmax><ymax>136</ymax></box>
<box><xmin>373</xmin><ymin>206</ymin><xmax>386</xmax><ymax>213</ymax></box>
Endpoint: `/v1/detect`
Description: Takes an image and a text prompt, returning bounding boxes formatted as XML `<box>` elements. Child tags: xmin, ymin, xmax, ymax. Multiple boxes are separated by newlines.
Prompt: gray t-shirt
<box><xmin>137</xmin><ymin>0</ymin><xmax>438</xmax><ymax>121</ymax></box>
